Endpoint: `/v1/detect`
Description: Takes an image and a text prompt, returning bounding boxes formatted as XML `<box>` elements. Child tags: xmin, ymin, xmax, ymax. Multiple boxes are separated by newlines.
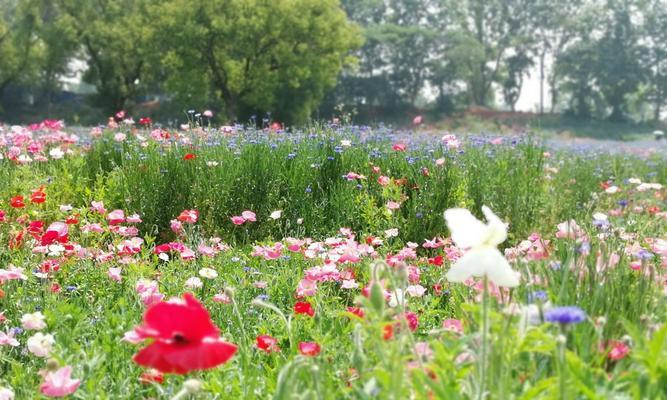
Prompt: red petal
<box><xmin>143</xmin><ymin>293</ymin><xmax>218</xmax><ymax>341</ymax></box>
<box><xmin>134</xmin><ymin>340</ymin><xmax>237</xmax><ymax>374</ymax></box>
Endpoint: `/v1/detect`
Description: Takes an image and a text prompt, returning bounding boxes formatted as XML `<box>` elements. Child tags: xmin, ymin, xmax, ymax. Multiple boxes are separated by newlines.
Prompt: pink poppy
<box><xmin>39</xmin><ymin>366</ymin><xmax>81</xmax><ymax>398</ymax></box>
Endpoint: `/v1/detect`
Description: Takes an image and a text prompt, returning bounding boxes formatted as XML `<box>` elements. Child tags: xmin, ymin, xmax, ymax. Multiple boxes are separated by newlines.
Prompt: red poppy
<box><xmin>40</xmin><ymin>222</ymin><xmax>68</xmax><ymax>246</ymax></box>
<box><xmin>346</xmin><ymin>307</ymin><xmax>365</xmax><ymax>319</ymax></box>
<box><xmin>177</xmin><ymin>210</ymin><xmax>199</xmax><ymax>224</ymax></box>
<box><xmin>383</xmin><ymin>324</ymin><xmax>393</xmax><ymax>340</ymax></box>
<box><xmin>65</xmin><ymin>215</ymin><xmax>79</xmax><ymax>225</ymax></box>
<box><xmin>428</xmin><ymin>255</ymin><xmax>443</xmax><ymax>266</ymax></box>
<box><xmin>298</xmin><ymin>341</ymin><xmax>320</xmax><ymax>356</ymax></box>
<box><xmin>256</xmin><ymin>335</ymin><xmax>280</xmax><ymax>353</ymax></box>
<box><xmin>294</xmin><ymin>301</ymin><xmax>315</xmax><ymax>317</ymax></box>
<box><xmin>50</xmin><ymin>283</ymin><xmax>61</xmax><ymax>294</ymax></box>
<box><xmin>31</xmin><ymin>187</ymin><xmax>46</xmax><ymax>204</ymax></box>
<box><xmin>139</xmin><ymin>117</ymin><xmax>153</xmax><ymax>126</ymax></box>
<box><xmin>10</xmin><ymin>196</ymin><xmax>25</xmax><ymax>208</ymax></box>
<box><xmin>139</xmin><ymin>370</ymin><xmax>164</xmax><ymax>384</ymax></box>
<box><xmin>132</xmin><ymin>293</ymin><xmax>237</xmax><ymax>374</ymax></box>
<box><xmin>27</xmin><ymin>220</ymin><xmax>44</xmax><ymax>239</ymax></box>
<box><xmin>183</xmin><ymin>153</ymin><xmax>196</xmax><ymax>160</ymax></box>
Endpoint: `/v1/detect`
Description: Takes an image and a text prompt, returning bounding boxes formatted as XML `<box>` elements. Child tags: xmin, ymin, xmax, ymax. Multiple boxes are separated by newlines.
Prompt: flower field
<box><xmin>0</xmin><ymin>118</ymin><xmax>666</xmax><ymax>399</ymax></box>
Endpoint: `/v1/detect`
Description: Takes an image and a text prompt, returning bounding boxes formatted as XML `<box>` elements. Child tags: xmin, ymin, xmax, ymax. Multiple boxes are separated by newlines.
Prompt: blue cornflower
<box><xmin>528</xmin><ymin>291</ymin><xmax>548</xmax><ymax>303</ymax></box>
<box><xmin>544</xmin><ymin>306</ymin><xmax>587</xmax><ymax>324</ymax></box>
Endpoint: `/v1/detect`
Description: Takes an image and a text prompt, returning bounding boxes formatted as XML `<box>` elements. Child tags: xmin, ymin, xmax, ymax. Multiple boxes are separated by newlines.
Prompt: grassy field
<box><xmin>0</xmin><ymin>120</ymin><xmax>665</xmax><ymax>399</ymax></box>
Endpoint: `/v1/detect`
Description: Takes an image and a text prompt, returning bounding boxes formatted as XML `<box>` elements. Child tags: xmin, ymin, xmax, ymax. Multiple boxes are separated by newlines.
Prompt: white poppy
<box><xmin>444</xmin><ymin>206</ymin><xmax>519</xmax><ymax>287</ymax></box>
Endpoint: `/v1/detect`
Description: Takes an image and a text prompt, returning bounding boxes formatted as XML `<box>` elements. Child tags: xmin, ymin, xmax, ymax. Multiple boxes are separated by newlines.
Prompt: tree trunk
<box><xmin>539</xmin><ymin>50</ymin><xmax>546</xmax><ymax>115</ymax></box>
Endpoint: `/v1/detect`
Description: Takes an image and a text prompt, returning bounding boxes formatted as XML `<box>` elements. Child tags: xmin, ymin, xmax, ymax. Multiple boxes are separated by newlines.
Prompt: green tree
<box><xmin>155</xmin><ymin>0</ymin><xmax>361</xmax><ymax>124</ymax></box>
<box><xmin>641</xmin><ymin>0</ymin><xmax>667</xmax><ymax>122</ymax></box>
<box><xmin>54</xmin><ymin>0</ymin><xmax>156</xmax><ymax>114</ymax></box>
<box><xmin>0</xmin><ymin>0</ymin><xmax>45</xmax><ymax>111</ymax></box>
<box><xmin>595</xmin><ymin>0</ymin><xmax>645</xmax><ymax>121</ymax></box>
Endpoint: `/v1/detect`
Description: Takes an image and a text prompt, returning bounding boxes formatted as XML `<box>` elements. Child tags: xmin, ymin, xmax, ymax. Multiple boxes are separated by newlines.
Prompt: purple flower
<box><xmin>544</xmin><ymin>306</ymin><xmax>587</xmax><ymax>324</ymax></box>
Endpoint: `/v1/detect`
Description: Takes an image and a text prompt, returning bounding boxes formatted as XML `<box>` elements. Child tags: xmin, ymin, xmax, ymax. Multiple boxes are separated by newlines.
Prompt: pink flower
<box><xmin>126</xmin><ymin>214</ymin><xmax>142</xmax><ymax>224</ymax></box>
<box><xmin>0</xmin><ymin>330</ymin><xmax>19</xmax><ymax>347</ymax></box>
<box><xmin>392</xmin><ymin>143</ymin><xmax>407</xmax><ymax>152</ymax></box>
<box><xmin>412</xmin><ymin>115</ymin><xmax>423</xmax><ymax>125</ymax></box>
<box><xmin>90</xmin><ymin>201</ymin><xmax>106</xmax><ymax>215</ymax></box>
<box><xmin>170</xmin><ymin>219</ymin><xmax>184</xmax><ymax>235</ymax></box>
<box><xmin>442</xmin><ymin>319</ymin><xmax>463</xmax><ymax>334</ymax></box>
<box><xmin>39</xmin><ymin>366</ymin><xmax>81</xmax><ymax>398</ymax></box>
<box><xmin>296</xmin><ymin>278</ymin><xmax>317</xmax><ymax>297</ymax></box>
<box><xmin>377</xmin><ymin>176</ymin><xmax>390</xmax><ymax>186</ymax></box>
<box><xmin>108</xmin><ymin>267</ymin><xmax>122</xmax><ymax>282</ymax></box>
<box><xmin>241</xmin><ymin>210</ymin><xmax>256</xmax><ymax>222</ymax></box>
<box><xmin>386</xmin><ymin>201</ymin><xmax>401</xmax><ymax>211</ymax></box>
<box><xmin>231</xmin><ymin>216</ymin><xmax>245</xmax><ymax>225</ymax></box>
<box><xmin>107</xmin><ymin>210</ymin><xmax>125</xmax><ymax>225</ymax></box>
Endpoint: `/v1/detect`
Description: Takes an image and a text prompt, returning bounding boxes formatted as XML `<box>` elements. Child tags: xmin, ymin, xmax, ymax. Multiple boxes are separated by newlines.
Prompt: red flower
<box><xmin>183</xmin><ymin>153</ymin><xmax>196</xmax><ymax>160</ymax></box>
<box><xmin>31</xmin><ymin>187</ymin><xmax>46</xmax><ymax>204</ymax></box>
<box><xmin>403</xmin><ymin>312</ymin><xmax>419</xmax><ymax>332</ymax></box>
<box><xmin>65</xmin><ymin>215</ymin><xmax>79</xmax><ymax>225</ymax></box>
<box><xmin>428</xmin><ymin>255</ymin><xmax>443</xmax><ymax>266</ymax></box>
<box><xmin>346</xmin><ymin>307</ymin><xmax>365</xmax><ymax>319</ymax></box>
<box><xmin>383</xmin><ymin>324</ymin><xmax>393</xmax><ymax>340</ymax></box>
<box><xmin>10</xmin><ymin>196</ymin><xmax>25</xmax><ymax>208</ymax></box>
<box><xmin>139</xmin><ymin>117</ymin><xmax>153</xmax><ymax>126</ymax></box>
<box><xmin>40</xmin><ymin>222</ymin><xmax>68</xmax><ymax>246</ymax></box>
<box><xmin>298</xmin><ymin>341</ymin><xmax>320</xmax><ymax>356</ymax></box>
<box><xmin>270</xmin><ymin>122</ymin><xmax>282</xmax><ymax>131</ymax></box>
<box><xmin>132</xmin><ymin>293</ymin><xmax>237</xmax><ymax>374</ymax></box>
<box><xmin>0</xmin><ymin>210</ymin><xmax>6</xmax><ymax>222</ymax></box>
<box><xmin>139</xmin><ymin>370</ymin><xmax>164</xmax><ymax>385</ymax></box>
<box><xmin>392</xmin><ymin>143</ymin><xmax>407</xmax><ymax>152</ymax></box>
<box><xmin>177</xmin><ymin>210</ymin><xmax>199</xmax><ymax>224</ymax></box>
<box><xmin>256</xmin><ymin>335</ymin><xmax>280</xmax><ymax>353</ymax></box>
<box><xmin>294</xmin><ymin>301</ymin><xmax>315</xmax><ymax>317</ymax></box>
<box><xmin>50</xmin><ymin>283</ymin><xmax>61</xmax><ymax>294</ymax></box>
<box><xmin>28</xmin><ymin>220</ymin><xmax>45</xmax><ymax>239</ymax></box>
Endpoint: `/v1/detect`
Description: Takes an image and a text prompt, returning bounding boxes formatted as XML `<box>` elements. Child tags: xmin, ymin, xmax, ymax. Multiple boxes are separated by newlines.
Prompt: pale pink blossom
<box><xmin>39</xmin><ymin>366</ymin><xmax>81</xmax><ymax>398</ymax></box>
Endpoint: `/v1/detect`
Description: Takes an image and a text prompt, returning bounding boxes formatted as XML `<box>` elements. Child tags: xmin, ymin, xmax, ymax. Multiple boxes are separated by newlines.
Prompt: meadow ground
<box><xmin>0</xmin><ymin>120</ymin><xmax>666</xmax><ymax>399</ymax></box>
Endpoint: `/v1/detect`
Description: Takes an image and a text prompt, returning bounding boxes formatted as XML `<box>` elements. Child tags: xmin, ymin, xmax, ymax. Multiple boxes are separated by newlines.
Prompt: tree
<box><xmin>641</xmin><ymin>0</ymin><xmax>667</xmax><ymax>122</ymax></box>
<box><xmin>0</xmin><ymin>0</ymin><xmax>44</xmax><ymax>110</ymax></box>
<box><xmin>155</xmin><ymin>0</ymin><xmax>361</xmax><ymax>124</ymax></box>
<box><xmin>595</xmin><ymin>0</ymin><xmax>645</xmax><ymax>121</ymax></box>
<box><xmin>54</xmin><ymin>0</ymin><xmax>156</xmax><ymax>114</ymax></box>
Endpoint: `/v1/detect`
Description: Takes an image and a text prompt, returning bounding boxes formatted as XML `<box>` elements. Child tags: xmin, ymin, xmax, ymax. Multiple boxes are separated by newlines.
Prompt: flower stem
<box><xmin>478</xmin><ymin>275</ymin><xmax>489</xmax><ymax>400</ymax></box>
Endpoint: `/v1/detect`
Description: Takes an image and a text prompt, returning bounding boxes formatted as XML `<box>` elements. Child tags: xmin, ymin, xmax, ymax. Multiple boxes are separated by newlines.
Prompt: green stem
<box><xmin>478</xmin><ymin>275</ymin><xmax>489</xmax><ymax>400</ymax></box>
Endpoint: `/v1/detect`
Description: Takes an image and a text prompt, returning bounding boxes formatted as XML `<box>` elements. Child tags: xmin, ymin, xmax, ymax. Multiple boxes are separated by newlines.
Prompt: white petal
<box><xmin>481</xmin><ymin>206</ymin><xmax>507</xmax><ymax>246</ymax></box>
<box><xmin>444</xmin><ymin>208</ymin><xmax>487</xmax><ymax>248</ymax></box>
<box><xmin>446</xmin><ymin>247</ymin><xmax>519</xmax><ymax>287</ymax></box>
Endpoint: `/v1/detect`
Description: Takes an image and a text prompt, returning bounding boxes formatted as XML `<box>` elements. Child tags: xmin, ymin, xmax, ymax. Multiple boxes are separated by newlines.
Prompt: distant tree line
<box><xmin>0</xmin><ymin>0</ymin><xmax>666</xmax><ymax>124</ymax></box>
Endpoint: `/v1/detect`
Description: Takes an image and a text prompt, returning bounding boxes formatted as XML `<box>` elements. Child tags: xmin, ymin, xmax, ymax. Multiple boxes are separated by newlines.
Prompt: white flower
<box><xmin>269</xmin><ymin>210</ymin><xmax>282</xmax><ymax>220</ymax></box>
<box><xmin>49</xmin><ymin>147</ymin><xmax>65</xmax><ymax>159</ymax></box>
<box><xmin>185</xmin><ymin>277</ymin><xmax>203</xmax><ymax>289</ymax></box>
<box><xmin>27</xmin><ymin>332</ymin><xmax>55</xmax><ymax>357</ymax></box>
<box><xmin>198</xmin><ymin>268</ymin><xmax>218</xmax><ymax>280</ymax></box>
<box><xmin>384</xmin><ymin>228</ymin><xmax>399</xmax><ymax>238</ymax></box>
<box><xmin>21</xmin><ymin>312</ymin><xmax>46</xmax><ymax>330</ymax></box>
<box><xmin>628</xmin><ymin>178</ymin><xmax>642</xmax><ymax>184</ymax></box>
<box><xmin>388</xmin><ymin>288</ymin><xmax>404</xmax><ymax>308</ymax></box>
<box><xmin>592</xmin><ymin>212</ymin><xmax>608</xmax><ymax>221</ymax></box>
<box><xmin>406</xmin><ymin>285</ymin><xmax>426</xmax><ymax>297</ymax></box>
<box><xmin>0</xmin><ymin>387</ymin><xmax>14</xmax><ymax>400</ymax></box>
<box><xmin>605</xmin><ymin>186</ymin><xmax>620</xmax><ymax>194</ymax></box>
<box><xmin>444</xmin><ymin>206</ymin><xmax>519</xmax><ymax>287</ymax></box>
<box><xmin>341</xmin><ymin>140</ymin><xmax>352</xmax><ymax>147</ymax></box>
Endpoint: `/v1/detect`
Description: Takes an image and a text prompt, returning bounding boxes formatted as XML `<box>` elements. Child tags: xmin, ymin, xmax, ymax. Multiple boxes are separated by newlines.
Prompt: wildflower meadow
<box><xmin>0</xmin><ymin>117</ymin><xmax>666</xmax><ymax>399</ymax></box>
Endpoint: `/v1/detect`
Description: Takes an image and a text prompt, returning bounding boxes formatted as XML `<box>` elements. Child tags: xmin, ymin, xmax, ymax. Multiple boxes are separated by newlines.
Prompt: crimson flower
<box><xmin>428</xmin><ymin>255</ymin><xmax>443</xmax><ymax>266</ymax></box>
<box><xmin>294</xmin><ymin>301</ymin><xmax>315</xmax><ymax>317</ymax></box>
<box><xmin>346</xmin><ymin>307</ymin><xmax>365</xmax><ymax>319</ymax></box>
<box><xmin>31</xmin><ymin>187</ymin><xmax>46</xmax><ymax>204</ymax></box>
<box><xmin>10</xmin><ymin>196</ymin><xmax>25</xmax><ymax>208</ymax></box>
<box><xmin>40</xmin><ymin>222</ymin><xmax>68</xmax><ymax>246</ymax></box>
<box><xmin>0</xmin><ymin>210</ymin><xmax>6</xmax><ymax>222</ymax></box>
<box><xmin>298</xmin><ymin>341</ymin><xmax>320</xmax><ymax>356</ymax></box>
<box><xmin>256</xmin><ymin>335</ymin><xmax>280</xmax><ymax>353</ymax></box>
<box><xmin>183</xmin><ymin>153</ymin><xmax>196</xmax><ymax>160</ymax></box>
<box><xmin>139</xmin><ymin>117</ymin><xmax>153</xmax><ymax>126</ymax></box>
<box><xmin>132</xmin><ymin>293</ymin><xmax>237</xmax><ymax>374</ymax></box>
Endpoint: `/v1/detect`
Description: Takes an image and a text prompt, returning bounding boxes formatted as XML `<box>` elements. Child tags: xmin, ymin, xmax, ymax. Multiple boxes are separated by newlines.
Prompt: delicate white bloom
<box><xmin>444</xmin><ymin>206</ymin><xmax>519</xmax><ymax>287</ymax></box>
<box><xmin>388</xmin><ymin>288</ymin><xmax>404</xmax><ymax>308</ymax></box>
<box><xmin>270</xmin><ymin>210</ymin><xmax>282</xmax><ymax>220</ymax></box>
<box><xmin>21</xmin><ymin>312</ymin><xmax>46</xmax><ymax>330</ymax></box>
<box><xmin>199</xmin><ymin>268</ymin><xmax>218</xmax><ymax>280</ymax></box>
<box><xmin>27</xmin><ymin>332</ymin><xmax>55</xmax><ymax>357</ymax></box>
<box><xmin>0</xmin><ymin>387</ymin><xmax>14</xmax><ymax>400</ymax></box>
<box><xmin>592</xmin><ymin>212</ymin><xmax>608</xmax><ymax>221</ymax></box>
<box><xmin>628</xmin><ymin>178</ymin><xmax>642</xmax><ymax>184</ymax></box>
<box><xmin>185</xmin><ymin>277</ymin><xmax>203</xmax><ymax>289</ymax></box>
<box><xmin>384</xmin><ymin>228</ymin><xmax>399</xmax><ymax>238</ymax></box>
<box><xmin>341</xmin><ymin>140</ymin><xmax>352</xmax><ymax>147</ymax></box>
<box><xmin>49</xmin><ymin>147</ymin><xmax>65</xmax><ymax>159</ymax></box>
<box><xmin>605</xmin><ymin>186</ymin><xmax>620</xmax><ymax>194</ymax></box>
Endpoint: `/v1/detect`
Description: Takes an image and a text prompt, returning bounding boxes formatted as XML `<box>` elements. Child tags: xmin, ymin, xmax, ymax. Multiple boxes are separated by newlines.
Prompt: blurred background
<box><xmin>0</xmin><ymin>0</ymin><xmax>666</xmax><ymax>137</ymax></box>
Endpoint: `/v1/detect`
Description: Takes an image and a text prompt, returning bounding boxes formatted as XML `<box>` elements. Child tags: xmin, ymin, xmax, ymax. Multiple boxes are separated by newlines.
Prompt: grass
<box><xmin>0</xmin><ymin>121</ymin><xmax>665</xmax><ymax>399</ymax></box>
